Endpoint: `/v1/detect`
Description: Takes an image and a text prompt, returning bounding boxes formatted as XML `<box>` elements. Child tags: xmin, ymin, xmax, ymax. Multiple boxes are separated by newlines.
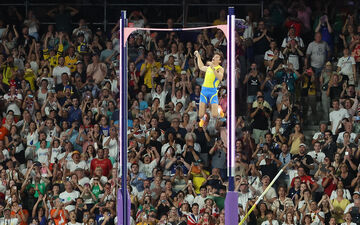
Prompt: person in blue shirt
<box><xmin>137</xmin><ymin>91</ymin><xmax>148</xmax><ymax>111</ymax></box>
<box><xmin>130</xmin><ymin>163</ymin><xmax>147</xmax><ymax>192</ymax></box>
<box><xmin>67</xmin><ymin>97</ymin><xmax>82</xmax><ymax>123</ymax></box>
<box><xmin>274</xmin><ymin>63</ymin><xmax>301</xmax><ymax>94</ymax></box>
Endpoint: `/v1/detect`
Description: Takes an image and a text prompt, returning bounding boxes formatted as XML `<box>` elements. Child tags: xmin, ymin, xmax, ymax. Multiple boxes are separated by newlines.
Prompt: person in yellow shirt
<box><xmin>1</xmin><ymin>56</ymin><xmax>18</xmax><ymax>86</ymax></box>
<box><xmin>43</xmin><ymin>32</ymin><xmax>64</xmax><ymax>68</ymax></box>
<box><xmin>189</xmin><ymin>159</ymin><xmax>209</xmax><ymax>194</ymax></box>
<box><xmin>140</xmin><ymin>52</ymin><xmax>161</xmax><ymax>88</ymax></box>
<box><xmin>194</xmin><ymin>51</ymin><xmax>225</xmax><ymax>127</ymax></box>
<box><xmin>213</xmin><ymin>9</ymin><xmax>227</xmax><ymax>26</ymax></box>
<box><xmin>164</xmin><ymin>55</ymin><xmax>181</xmax><ymax>75</ymax></box>
<box><xmin>24</xmin><ymin>62</ymin><xmax>37</xmax><ymax>91</ymax></box>
<box><xmin>64</xmin><ymin>46</ymin><xmax>77</xmax><ymax>73</ymax></box>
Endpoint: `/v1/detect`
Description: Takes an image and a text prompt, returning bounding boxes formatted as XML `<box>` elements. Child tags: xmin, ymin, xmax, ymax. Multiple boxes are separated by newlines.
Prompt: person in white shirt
<box><xmin>329</xmin><ymin>99</ymin><xmax>350</xmax><ymax>134</ymax></box>
<box><xmin>0</xmin><ymin>207</ymin><xmax>18</xmax><ymax>225</ymax></box>
<box><xmin>261</xmin><ymin>210</ymin><xmax>279</xmax><ymax>225</ymax></box>
<box><xmin>264</xmin><ymin>41</ymin><xmax>284</xmax><ymax>71</ymax></box>
<box><xmin>59</xmin><ymin>181</ymin><xmax>80</xmax><ymax>212</ymax></box>
<box><xmin>66</xmin><ymin>151</ymin><xmax>86</xmax><ymax>173</ymax></box>
<box><xmin>307</xmin><ymin>142</ymin><xmax>326</xmax><ymax>165</ymax></box>
<box><xmin>163</xmin><ymin>43</ymin><xmax>184</xmax><ymax>66</ymax></box>
<box><xmin>37</xmin><ymin>140</ymin><xmax>49</xmax><ymax>165</ymax></box>
<box><xmin>67</xmin><ymin>211</ymin><xmax>82</xmax><ymax>225</ymax></box>
<box><xmin>308</xmin><ymin>200</ymin><xmax>325</xmax><ymax>225</ymax></box>
<box><xmin>52</xmin><ymin>56</ymin><xmax>71</xmax><ymax>84</ymax></box>
<box><xmin>341</xmin><ymin>212</ymin><xmax>357</xmax><ymax>225</ymax></box>
<box><xmin>138</xmin><ymin>146</ymin><xmax>160</xmax><ymax>179</ymax></box>
<box><xmin>281</xmin><ymin>27</ymin><xmax>305</xmax><ymax>49</ymax></box>
<box><xmin>336</xmin><ymin>122</ymin><xmax>357</xmax><ymax>144</ymax></box>
<box><xmin>236</xmin><ymin>178</ymin><xmax>253</xmax><ymax>211</ymax></box>
<box><xmin>337</xmin><ymin>48</ymin><xmax>356</xmax><ymax>85</ymax></box>
<box><xmin>151</xmin><ymin>70</ymin><xmax>169</xmax><ymax>109</ymax></box>
<box><xmin>102</xmin><ymin>126</ymin><xmax>119</xmax><ymax>159</ymax></box>
<box><xmin>193</xmin><ymin>186</ymin><xmax>207</xmax><ymax>210</ymax></box>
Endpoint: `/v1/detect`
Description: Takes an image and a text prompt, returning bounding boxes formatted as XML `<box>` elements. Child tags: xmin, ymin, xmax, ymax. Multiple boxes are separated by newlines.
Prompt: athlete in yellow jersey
<box><xmin>194</xmin><ymin>51</ymin><xmax>225</xmax><ymax>127</ymax></box>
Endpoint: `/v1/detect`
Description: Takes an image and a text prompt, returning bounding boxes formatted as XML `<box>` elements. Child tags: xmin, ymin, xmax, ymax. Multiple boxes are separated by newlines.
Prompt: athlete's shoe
<box><xmin>218</xmin><ymin>105</ymin><xmax>225</xmax><ymax>118</ymax></box>
<box><xmin>199</xmin><ymin>114</ymin><xmax>208</xmax><ymax>127</ymax></box>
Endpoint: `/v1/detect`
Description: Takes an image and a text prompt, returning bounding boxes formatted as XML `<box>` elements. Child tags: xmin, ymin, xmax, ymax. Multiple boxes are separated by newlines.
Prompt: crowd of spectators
<box><xmin>1</xmin><ymin>1</ymin><xmax>360</xmax><ymax>225</ymax></box>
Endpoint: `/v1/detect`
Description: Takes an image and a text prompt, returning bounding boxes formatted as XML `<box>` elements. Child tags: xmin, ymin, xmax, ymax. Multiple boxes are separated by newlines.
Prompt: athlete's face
<box><xmin>212</xmin><ymin>54</ymin><xmax>221</xmax><ymax>65</ymax></box>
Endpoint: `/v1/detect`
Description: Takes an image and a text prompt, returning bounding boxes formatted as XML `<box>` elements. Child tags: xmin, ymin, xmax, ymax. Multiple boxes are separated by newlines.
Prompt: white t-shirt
<box><xmin>66</xmin><ymin>222</ymin><xmax>82</xmax><ymax>225</ymax></box>
<box><xmin>337</xmin><ymin>56</ymin><xmax>356</xmax><ymax>76</ymax></box>
<box><xmin>59</xmin><ymin>190</ymin><xmax>80</xmax><ymax>211</ymax></box>
<box><xmin>193</xmin><ymin>195</ymin><xmax>207</xmax><ymax>210</ymax></box>
<box><xmin>261</xmin><ymin>220</ymin><xmax>279</xmax><ymax>225</ymax></box>
<box><xmin>264</xmin><ymin>49</ymin><xmax>284</xmax><ymax>61</ymax></box>
<box><xmin>307</xmin><ymin>151</ymin><xmax>326</xmax><ymax>163</ymax></box>
<box><xmin>52</xmin><ymin>65</ymin><xmax>71</xmax><ymax>84</ymax></box>
<box><xmin>171</xmin><ymin>96</ymin><xmax>186</xmax><ymax>111</ymax></box>
<box><xmin>329</xmin><ymin>108</ymin><xmax>350</xmax><ymax>134</ymax></box>
<box><xmin>151</xmin><ymin>89</ymin><xmax>168</xmax><ymax>109</ymax></box>
<box><xmin>336</xmin><ymin>132</ymin><xmax>357</xmax><ymax>144</ymax></box>
<box><xmin>163</xmin><ymin>53</ymin><xmax>184</xmax><ymax>66</ymax></box>
<box><xmin>4</xmin><ymin>93</ymin><xmax>22</xmax><ymax>116</ymax></box>
<box><xmin>281</xmin><ymin>36</ymin><xmax>304</xmax><ymax>48</ymax></box>
<box><xmin>37</xmin><ymin>148</ymin><xmax>49</xmax><ymax>165</ymax></box>
<box><xmin>26</xmin><ymin>131</ymin><xmax>38</xmax><ymax>146</ymax></box>
<box><xmin>102</xmin><ymin>136</ymin><xmax>118</xmax><ymax>159</ymax></box>
<box><xmin>50</xmin><ymin>147</ymin><xmax>62</xmax><ymax>163</ymax></box>
<box><xmin>0</xmin><ymin>218</ymin><xmax>18</xmax><ymax>225</ymax></box>
<box><xmin>66</xmin><ymin>161</ymin><xmax>87</xmax><ymax>172</ymax></box>
<box><xmin>139</xmin><ymin>160</ymin><xmax>158</xmax><ymax>178</ymax></box>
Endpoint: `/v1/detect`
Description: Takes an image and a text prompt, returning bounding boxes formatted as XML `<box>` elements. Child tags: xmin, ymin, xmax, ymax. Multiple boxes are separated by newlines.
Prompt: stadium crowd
<box><xmin>1</xmin><ymin>1</ymin><xmax>360</xmax><ymax>225</ymax></box>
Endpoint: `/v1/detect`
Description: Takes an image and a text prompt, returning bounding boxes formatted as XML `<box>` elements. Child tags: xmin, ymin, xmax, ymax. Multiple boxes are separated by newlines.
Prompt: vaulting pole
<box><xmin>118</xmin><ymin>10</ymin><xmax>130</xmax><ymax>225</ymax></box>
<box><xmin>225</xmin><ymin>6</ymin><xmax>238</xmax><ymax>225</ymax></box>
<box><xmin>238</xmin><ymin>163</ymin><xmax>290</xmax><ymax>225</ymax></box>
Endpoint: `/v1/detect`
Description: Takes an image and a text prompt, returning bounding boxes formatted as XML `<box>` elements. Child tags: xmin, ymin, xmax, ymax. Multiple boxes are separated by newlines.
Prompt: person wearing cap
<box><xmin>71</xmin><ymin>60</ymin><xmax>86</xmax><ymax>83</ymax></box>
<box><xmin>66</xmin><ymin>150</ymin><xmax>86</xmax><ymax>173</ymax></box>
<box><xmin>292</xmin><ymin>143</ymin><xmax>315</xmax><ymax>175</ymax></box>
<box><xmin>86</xmin><ymin>52</ymin><xmax>107</xmax><ymax>84</ymax></box>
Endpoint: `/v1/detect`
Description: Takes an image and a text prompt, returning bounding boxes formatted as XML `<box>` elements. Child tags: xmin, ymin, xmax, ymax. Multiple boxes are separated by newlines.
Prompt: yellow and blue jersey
<box><xmin>202</xmin><ymin>65</ymin><xmax>222</xmax><ymax>88</ymax></box>
<box><xmin>200</xmin><ymin>65</ymin><xmax>223</xmax><ymax>104</ymax></box>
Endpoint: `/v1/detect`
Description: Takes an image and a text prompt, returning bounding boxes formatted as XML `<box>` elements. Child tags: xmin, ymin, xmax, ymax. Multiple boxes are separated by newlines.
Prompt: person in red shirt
<box><xmin>50</xmin><ymin>198</ymin><xmax>69</xmax><ymax>225</ymax></box>
<box><xmin>291</xmin><ymin>166</ymin><xmax>319</xmax><ymax>192</ymax></box>
<box><xmin>90</xmin><ymin>148</ymin><xmax>112</xmax><ymax>177</ymax></box>
<box><xmin>10</xmin><ymin>202</ymin><xmax>29</xmax><ymax>225</ymax></box>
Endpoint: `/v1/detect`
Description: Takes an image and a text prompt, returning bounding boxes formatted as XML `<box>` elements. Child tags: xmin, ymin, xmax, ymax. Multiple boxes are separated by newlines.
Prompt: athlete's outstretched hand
<box><xmin>194</xmin><ymin>51</ymin><xmax>200</xmax><ymax>58</ymax></box>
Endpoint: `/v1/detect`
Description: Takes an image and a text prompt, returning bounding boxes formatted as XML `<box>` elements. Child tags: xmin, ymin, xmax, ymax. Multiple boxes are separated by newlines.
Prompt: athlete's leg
<box><xmin>211</xmin><ymin>103</ymin><xmax>219</xmax><ymax>118</ymax></box>
<box><xmin>199</xmin><ymin>102</ymin><xmax>206</xmax><ymax>118</ymax></box>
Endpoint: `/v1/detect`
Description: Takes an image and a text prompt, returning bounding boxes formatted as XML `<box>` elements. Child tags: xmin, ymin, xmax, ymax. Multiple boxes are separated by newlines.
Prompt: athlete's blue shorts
<box><xmin>200</xmin><ymin>86</ymin><xmax>218</xmax><ymax>105</ymax></box>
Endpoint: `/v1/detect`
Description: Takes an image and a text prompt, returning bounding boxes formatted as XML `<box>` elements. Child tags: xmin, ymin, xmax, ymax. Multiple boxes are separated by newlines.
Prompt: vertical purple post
<box><xmin>118</xmin><ymin>10</ymin><xmax>130</xmax><ymax>225</ymax></box>
<box><xmin>225</xmin><ymin>6</ymin><xmax>239</xmax><ymax>225</ymax></box>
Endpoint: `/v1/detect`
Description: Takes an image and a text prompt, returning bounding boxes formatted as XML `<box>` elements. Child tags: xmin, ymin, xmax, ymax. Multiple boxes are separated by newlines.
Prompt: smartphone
<box><xmin>345</xmin><ymin>152</ymin><xmax>349</xmax><ymax>156</ymax></box>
